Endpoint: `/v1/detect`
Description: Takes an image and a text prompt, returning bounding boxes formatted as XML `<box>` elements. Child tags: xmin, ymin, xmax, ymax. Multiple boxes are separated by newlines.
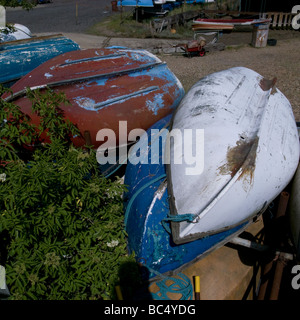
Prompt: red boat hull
<box><xmin>3</xmin><ymin>48</ymin><xmax>185</xmax><ymax>149</ymax></box>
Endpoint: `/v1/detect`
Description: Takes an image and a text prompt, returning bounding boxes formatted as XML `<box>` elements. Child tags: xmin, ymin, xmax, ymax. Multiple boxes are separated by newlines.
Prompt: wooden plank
<box><xmin>287</xmin><ymin>13</ymin><xmax>293</xmax><ymax>28</ymax></box>
<box><xmin>272</xmin><ymin>13</ymin><xmax>278</xmax><ymax>28</ymax></box>
<box><xmin>278</xmin><ymin>12</ymin><xmax>283</xmax><ymax>28</ymax></box>
<box><xmin>283</xmin><ymin>13</ymin><xmax>288</xmax><ymax>28</ymax></box>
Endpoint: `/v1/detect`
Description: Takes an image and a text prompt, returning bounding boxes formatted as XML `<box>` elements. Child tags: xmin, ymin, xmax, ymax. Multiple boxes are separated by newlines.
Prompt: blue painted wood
<box><xmin>123</xmin><ymin>115</ymin><xmax>249</xmax><ymax>280</ymax></box>
<box><xmin>0</xmin><ymin>34</ymin><xmax>80</xmax><ymax>87</ymax></box>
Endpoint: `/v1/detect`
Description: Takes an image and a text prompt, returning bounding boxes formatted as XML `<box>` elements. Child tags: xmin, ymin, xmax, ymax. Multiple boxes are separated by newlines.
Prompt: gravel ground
<box><xmin>159</xmin><ymin>31</ymin><xmax>300</xmax><ymax>122</ymax></box>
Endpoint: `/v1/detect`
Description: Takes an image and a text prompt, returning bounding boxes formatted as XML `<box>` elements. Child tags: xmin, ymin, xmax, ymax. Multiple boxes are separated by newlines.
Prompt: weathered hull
<box><xmin>3</xmin><ymin>48</ymin><xmax>185</xmax><ymax>150</ymax></box>
<box><xmin>167</xmin><ymin>67</ymin><xmax>299</xmax><ymax>244</ymax></box>
<box><xmin>0</xmin><ymin>34</ymin><xmax>80</xmax><ymax>87</ymax></box>
<box><xmin>123</xmin><ymin>114</ymin><xmax>250</xmax><ymax>280</ymax></box>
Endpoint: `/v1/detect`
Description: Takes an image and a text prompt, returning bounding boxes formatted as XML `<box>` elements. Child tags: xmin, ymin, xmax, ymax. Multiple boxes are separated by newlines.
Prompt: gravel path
<box><xmin>160</xmin><ymin>35</ymin><xmax>300</xmax><ymax>122</ymax></box>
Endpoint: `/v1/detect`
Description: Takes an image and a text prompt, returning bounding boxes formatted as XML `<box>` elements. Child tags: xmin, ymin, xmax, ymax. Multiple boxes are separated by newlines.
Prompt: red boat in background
<box><xmin>192</xmin><ymin>18</ymin><xmax>271</xmax><ymax>31</ymax></box>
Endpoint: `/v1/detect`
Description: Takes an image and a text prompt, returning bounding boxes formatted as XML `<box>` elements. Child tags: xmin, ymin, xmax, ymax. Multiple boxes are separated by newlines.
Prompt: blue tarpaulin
<box><xmin>117</xmin><ymin>0</ymin><xmax>154</xmax><ymax>7</ymax></box>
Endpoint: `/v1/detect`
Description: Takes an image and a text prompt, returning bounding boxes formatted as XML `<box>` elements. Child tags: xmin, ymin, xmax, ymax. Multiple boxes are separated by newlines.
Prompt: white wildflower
<box><xmin>0</xmin><ymin>173</ymin><xmax>6</xmax><ymax>182</ymax></box>
<box><xmin>106</xmin><ymin>240</ymin><xmax>119</xmax><ymax>248</ymax></box>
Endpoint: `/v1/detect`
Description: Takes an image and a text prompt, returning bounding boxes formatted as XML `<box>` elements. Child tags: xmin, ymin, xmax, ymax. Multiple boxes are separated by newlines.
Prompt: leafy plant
<box><xmin>0</xmin><ymin>0</ymin><xmax>36</xmax><ymax>10</ymax></box>
<box><xmin>0</xmin><ymin>87</ymin><xmax>135</xmax><ymax>300</ymax></box>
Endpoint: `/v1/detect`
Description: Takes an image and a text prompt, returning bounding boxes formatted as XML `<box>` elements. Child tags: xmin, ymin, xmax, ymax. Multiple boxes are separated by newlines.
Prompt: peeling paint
<box><xmin>4</xmin><ymin>47</ymin><xmax>184</xmax><ymax>148</ymax></box>
<box><xmin>146</xmin><ymin>93</ymin><xmax>165</xmax><ymax>115</ymax></box>
<box><xmin>44</xmin><ymin>72</ymin><xmax>53</xmax><ymax>79</ymax></box>
<box><xmin>218</xmin><ymin>136</ymin><xmax>259</xmax><ymax>183</ymax></box>
<box><xmin>74</xmin><ymin>96</ymin><xmax>96</xmax><ymax>110</ymax></box>
<box><xmin>0</xmin><ymin>34</ymin><xmax>80</xmax><ymax>86</ymax></box>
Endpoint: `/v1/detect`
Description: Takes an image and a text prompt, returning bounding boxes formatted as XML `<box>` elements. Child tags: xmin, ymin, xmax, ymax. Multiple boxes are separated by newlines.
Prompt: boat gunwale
<box><xmin>0</xmin><ymin>33</ymin><xmax>66</xmax><ymax>48</ymax></box>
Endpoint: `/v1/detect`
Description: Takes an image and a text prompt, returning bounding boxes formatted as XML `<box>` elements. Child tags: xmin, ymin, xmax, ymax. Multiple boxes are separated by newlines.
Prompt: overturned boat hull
<box><xmin>192</xmin><ymin>18</ymin><xmax>271</xmax><ymax>30</ymax></box>
<box><xmin>0</xmin><ymin>34</ymin><xmax>80</xmax><ymax>87</ymax></box>
<box><xmin>124</xmin><ymin>67</ymin><xmax>299</xmax><ymax>277</ymax></box>
<box><xmin>123</xmin><ymin>114</ymin><xmax>251</xmax><ymax>279</ymax></box>
<box><xmin>3</xmin><ymin>48</ymin><xmax>185</xmax><ymax>152</ymax></box>
<box><xmin>167</xmin><ymin>67</ymin><xmax>299</xmax><ymax>244</ymax></box>
<box><xmin>0</xmin><ymin>23</ymin><xmax>32</xmax><ymax>43</ymax></box>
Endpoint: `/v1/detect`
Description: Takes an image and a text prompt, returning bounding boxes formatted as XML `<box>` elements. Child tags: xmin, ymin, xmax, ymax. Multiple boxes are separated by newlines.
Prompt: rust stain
<box><xmin>218</xmin><ymin>136</ymin><xmax>259</xmax><ymax>184</ymax></box>
<box><xmin>260</xmin><ymin>77</ymin><xmax>277</xmax><ymax>92</ymax></box>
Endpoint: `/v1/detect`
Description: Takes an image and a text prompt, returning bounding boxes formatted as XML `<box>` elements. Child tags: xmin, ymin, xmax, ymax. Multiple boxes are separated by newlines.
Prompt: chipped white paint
<box><xmin>74</xmin><ymin>96</ymin><xmax>96</xmax><ymax>110</ymax></box>
<box><xmin>168</xmin><ymin>67</ymin><xmax>300</xmax><ymax>244</ymax></box>
<box><xmin>44</xmin><ymin>73</ymin><xmax>53</xmax><ymax>79</ymax></box>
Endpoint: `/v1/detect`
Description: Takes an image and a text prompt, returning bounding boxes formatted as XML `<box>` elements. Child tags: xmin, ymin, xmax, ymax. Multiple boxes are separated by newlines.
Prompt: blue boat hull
<box><xmin>0</xmin><ymin>34</ymin><xmax>80</xmax><ymax>87</ymax></box>
<box><xmin>117</xmin><ymin>0</ymin><xmax>154</xmax><ymax>7</ymax></box>
<box><xmin>123</xmin><ymin>115</ymin><xmax>249</xmax><ymax>280</ymax></box>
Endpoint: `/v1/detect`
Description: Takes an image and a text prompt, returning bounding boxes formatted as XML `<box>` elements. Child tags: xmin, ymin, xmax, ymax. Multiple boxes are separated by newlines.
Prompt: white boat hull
<box><xmin>167</xmin><ymin>67</ymin><xmax>300</xmax><ymax>244</ymax></box>
<box><xmin>0</xmin><ymin>23</ymin><xmax>31</xmax><ymax>43</ymax></box>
